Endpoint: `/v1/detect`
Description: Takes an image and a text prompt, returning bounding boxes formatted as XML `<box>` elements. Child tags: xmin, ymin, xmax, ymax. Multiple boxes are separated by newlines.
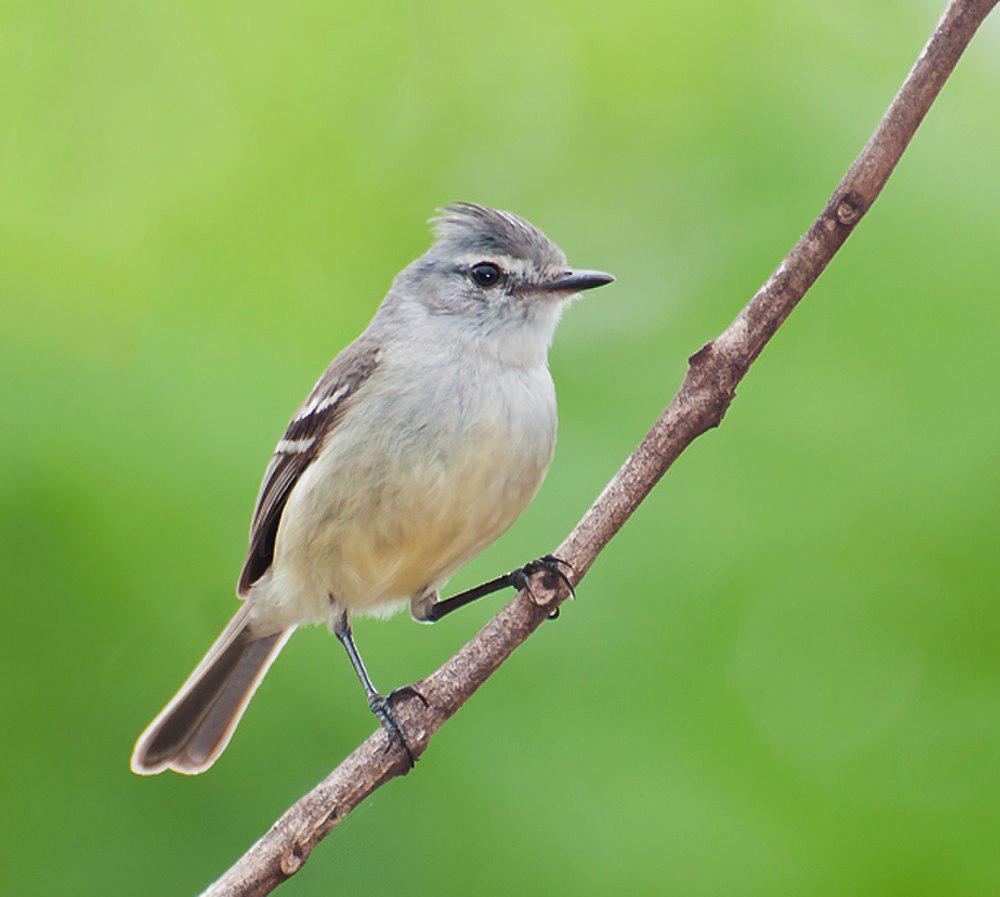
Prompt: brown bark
<box><xmin>201</xmin><ymin>1</ymin><xmax>998</xmax><ymax>893</ymax></box>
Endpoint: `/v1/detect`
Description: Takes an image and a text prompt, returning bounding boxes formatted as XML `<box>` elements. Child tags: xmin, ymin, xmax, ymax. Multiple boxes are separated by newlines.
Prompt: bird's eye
<box><xmin>470</xmin><ymin>262</ymin><xmax>502</xmax><ymax>287</ymax></box>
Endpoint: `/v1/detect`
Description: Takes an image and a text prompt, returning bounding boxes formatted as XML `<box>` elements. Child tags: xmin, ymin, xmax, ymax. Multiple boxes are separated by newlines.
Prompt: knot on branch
<box><xmin>280</xmin><ymin>845</ymin><xmax>305</xmax><ymax>877</ymax></box>
<box><xmin>688</xmin><ymin>341</ymin><xmax>714</xmax><ymax>368</ymax></box>
<box><xmin>683</xmin><ymin>340</ymin><xmax>740</xmax><ymax>432</ymax></box>
<box><xmin>833</xmin><ymin>191</ymin><xmax>866</xmax><ymax>227</ymax></box>
<box><xmin>688</xmin><ymin>340</ymin><xmax>745</xmax><ymax>388</ymax></box>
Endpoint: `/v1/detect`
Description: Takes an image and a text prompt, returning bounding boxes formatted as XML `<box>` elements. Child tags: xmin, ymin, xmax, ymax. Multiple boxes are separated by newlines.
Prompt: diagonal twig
<box><xmin>201</xmin><ymin>2</ymin><xmax>997</xmax><ymax>893</ymax></box>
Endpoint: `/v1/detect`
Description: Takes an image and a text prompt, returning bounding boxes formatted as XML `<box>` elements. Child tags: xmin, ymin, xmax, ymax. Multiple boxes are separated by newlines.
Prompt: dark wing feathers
<box><xmin>236</xmin><ymin>339</ymin><xmax>380</xmax><ymax>596</ymax></box>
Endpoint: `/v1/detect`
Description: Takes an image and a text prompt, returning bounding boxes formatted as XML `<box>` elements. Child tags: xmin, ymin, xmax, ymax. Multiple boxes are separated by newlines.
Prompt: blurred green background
<box><xmin>2</xmin><ymin>0</ymin><xmax>999</xmax><ymax>894</ymax></box>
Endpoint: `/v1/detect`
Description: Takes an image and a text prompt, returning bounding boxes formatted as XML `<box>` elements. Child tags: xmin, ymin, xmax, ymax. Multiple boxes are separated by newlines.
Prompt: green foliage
<box><xmin>2</xmin><ymin>1</ymin><xmax>998</xmax><ymax>894</ymax></box>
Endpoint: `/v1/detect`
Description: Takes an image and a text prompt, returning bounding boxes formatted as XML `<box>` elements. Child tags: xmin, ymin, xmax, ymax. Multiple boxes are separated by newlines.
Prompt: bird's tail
<box><xmin>130</xmin><ymin>605</ymin><xmax>294</xmax><ymax>775</ymax></box>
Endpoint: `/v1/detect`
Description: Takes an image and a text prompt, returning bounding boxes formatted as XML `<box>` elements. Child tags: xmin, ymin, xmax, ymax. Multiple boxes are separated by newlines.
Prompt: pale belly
<box><xmin>247</xmin><ymin>361</ymin><xmax>557</xmax><ymax>631</ymax></box>
<box><xmin>330</xmin><ymin>435</ymin><xmax>546</xmax><ymax>611</ymax></box>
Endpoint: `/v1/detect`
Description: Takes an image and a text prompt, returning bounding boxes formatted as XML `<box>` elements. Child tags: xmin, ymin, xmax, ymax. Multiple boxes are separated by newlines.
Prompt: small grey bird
<box><xmin>131</xmin><ymin>203</ymin><xmax>614</xmax><ymax>775</ymax></box>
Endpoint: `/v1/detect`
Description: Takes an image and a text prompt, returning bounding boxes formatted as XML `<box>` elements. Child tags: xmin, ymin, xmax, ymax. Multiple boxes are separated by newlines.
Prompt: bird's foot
<box><xmin>368</xmin><ymin>690</ymin><xmax>421</xmax><ymax>769</ymax></box>
<box><xmin>510</xmin><ymin>554</ymin><xmax>576</xmax><ymax>618</ymax></box>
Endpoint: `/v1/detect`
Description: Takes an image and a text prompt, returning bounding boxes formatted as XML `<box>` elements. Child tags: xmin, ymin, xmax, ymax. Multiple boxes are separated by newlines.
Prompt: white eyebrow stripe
<box><xmin>455</xmin><ymin>252</ymin><xmax>527</xmax><ymax>276</ymax></box>
<box><xmin>275</xmin><ymin>437</ymin><xmax>315</xmax><ymax>455</ymax></box>
<box><xmin>295</xmin><ymin>384</ymin><xmax>349</xmax><ymax>420</ymax></box>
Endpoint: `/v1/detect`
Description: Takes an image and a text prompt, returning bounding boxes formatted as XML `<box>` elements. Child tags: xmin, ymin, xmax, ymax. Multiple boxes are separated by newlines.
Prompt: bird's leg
<box><xmin>420</xmin><ymin>573</ymin><xmax>512</xmax><ymax>622</ymax></box>
<box><xmin>423</xmin><ymin>555</ymin><xmax>575</xmax><ymax>623</ymax></box>
<box><xmin>331</xmin><ymin>608</ymin><xmax>417</xmax><ymax>768</ymax></box>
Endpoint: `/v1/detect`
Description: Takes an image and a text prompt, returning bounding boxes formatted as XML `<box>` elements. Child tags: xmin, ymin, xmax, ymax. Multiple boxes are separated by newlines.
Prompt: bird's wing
<box><xmin>237</xmin><ymin>338</ymin><xmax>381</xmax><ymax>596</ymax></box>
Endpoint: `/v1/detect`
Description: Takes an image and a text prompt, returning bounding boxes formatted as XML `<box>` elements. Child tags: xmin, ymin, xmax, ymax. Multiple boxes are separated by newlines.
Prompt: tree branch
<box><xmin>201</xmin><ymin>2</ymin><xmax>997</xmax><ymax>893</ymax></box>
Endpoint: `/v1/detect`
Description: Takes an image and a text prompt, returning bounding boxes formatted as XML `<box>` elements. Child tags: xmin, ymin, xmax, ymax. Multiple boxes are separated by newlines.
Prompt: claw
<box><xmin>512</xmin><ymin>554</ymin><xmax>577</xmax><ymax>613</ymax></box>
<box><xmin>388</xmin><ymin>683</ymin><xmax>429</xmax><ymax>709</ymax></box>
<box><xmin>542</xmin><ymin>553</ymin><xmax>576</xmax><ymax>575</ymax></box>
<box><xmin>509</xmin><ymin>567</ymin><xmax>537</xmax><ymax>602</ymax></box>
<box><xmin>548</xmin><ymin>566</ymin><xmax>576</xmax><ymax>600</ymax></box>
<box><xmin>523</xmin><ymin>556</ymin><xmax>576</xmax><ymax>600</ymax></box>
<box><xmin>368</xmin><ymin>693</ymin><xmax>417</xmax><ymax>769</ymax></box>
<box><xmin>540</xmin><ymin>555</ymin><xmax>576</xmax><ymax>599</ymax></box>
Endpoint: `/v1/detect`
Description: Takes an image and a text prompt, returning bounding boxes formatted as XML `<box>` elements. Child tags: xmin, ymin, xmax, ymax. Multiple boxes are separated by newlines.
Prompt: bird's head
<box><xmin>385</xmin><ymin>203</ymin><xmax>614</xmax><ymax>357</ymax></box>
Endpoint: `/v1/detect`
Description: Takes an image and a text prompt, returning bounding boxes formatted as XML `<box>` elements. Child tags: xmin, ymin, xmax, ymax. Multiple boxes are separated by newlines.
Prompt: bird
<box><xmin>130</xmin><ymin>202</ymin><xmax>615</xmax><ymax>775</ymax></box>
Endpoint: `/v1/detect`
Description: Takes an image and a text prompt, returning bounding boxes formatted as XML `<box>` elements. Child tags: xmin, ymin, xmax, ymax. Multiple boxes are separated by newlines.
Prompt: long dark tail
<box><xmin>131</xmin><ymin>606</ymin><xmax>293</xmax><ymax>775</ymax></box>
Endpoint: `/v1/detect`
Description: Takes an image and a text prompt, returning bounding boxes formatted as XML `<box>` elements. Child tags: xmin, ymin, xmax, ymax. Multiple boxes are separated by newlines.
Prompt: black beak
<box><xmin>528</xmin><ymin>269</ymin><xmax>616</xmax><ymax>294</ymax></box>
